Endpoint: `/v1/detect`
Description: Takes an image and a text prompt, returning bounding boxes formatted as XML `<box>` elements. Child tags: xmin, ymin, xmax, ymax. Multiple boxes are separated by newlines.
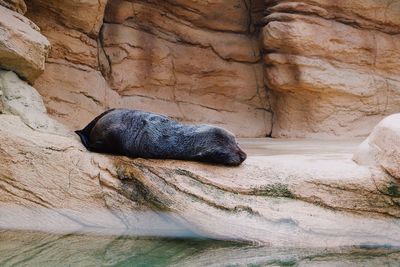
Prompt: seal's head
<box><xmin>194</xmin><ymin>126</ymin><xmax>247</xmax><ymax>166</ymax></box>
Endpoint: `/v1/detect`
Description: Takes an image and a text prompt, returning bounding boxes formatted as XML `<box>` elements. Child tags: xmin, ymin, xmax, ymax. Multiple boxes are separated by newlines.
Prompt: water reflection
<box><xmin>1</xmin><ymin>230</ymin><xmax>399</xmax><ymax>267</ymax></box>
<box><xmin>0</xmin><ymin>204</ymin><xmax>199</xmax><ymax>238</ymax></box>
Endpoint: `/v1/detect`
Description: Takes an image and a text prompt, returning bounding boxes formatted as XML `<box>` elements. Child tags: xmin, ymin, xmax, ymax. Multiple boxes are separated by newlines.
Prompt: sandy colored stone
<box><xmin>104</xmin><ymin>0</ymin><xmax>260</xmax><ymax>63</ymax></box>
<box><xmin>262</xmin><ymin>1</ymin><xmax>400</xmax><ymax>138</ymax></box>
<box><xmin>354</xmin><ymin>114</ymin><xmax>400</xmax><ymax>180</ymax></box>
<box><xmin>265</xmin><ymin>54</ymin><xmax>400</xmax><ymax>137</ymax></box>
<box><xmin>0</xmin><ymin>0</ymin><xmax>26</xmax><ymax>14</ymax></box>
<box><xmin>0</xmin><ymin>5</ymin><xmax>50</xmax><ymax>83</ymax></box>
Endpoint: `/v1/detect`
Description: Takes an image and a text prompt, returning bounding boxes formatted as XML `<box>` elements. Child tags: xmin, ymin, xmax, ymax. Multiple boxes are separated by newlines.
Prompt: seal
<box><xmin>75</xmin><ymin>108</ymin><xmax>247</xmax><ymax>166</ymax></box>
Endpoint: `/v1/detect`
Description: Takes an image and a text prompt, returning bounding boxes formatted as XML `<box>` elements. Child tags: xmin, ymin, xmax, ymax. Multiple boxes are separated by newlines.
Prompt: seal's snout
<box><xmin>227</xmin><ymin>147</ymin><xmax>247</xmax><ymax>166</ymax></box>
<box><xmin>238</xmin><ymin>149</ymin><xmax>247</xmax><ymax>162</ymax></box>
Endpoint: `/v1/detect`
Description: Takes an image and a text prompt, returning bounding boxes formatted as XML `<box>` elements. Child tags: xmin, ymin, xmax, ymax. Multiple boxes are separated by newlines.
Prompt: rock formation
<box><xmin>0</xmin><ymin>5</ymin><xmax>49</xmax><ymax>83</ymax></box>
<box><xmin>354</xmin><ymin>114</ymin><xmax>400</xmax><ymax>181</ymax></box>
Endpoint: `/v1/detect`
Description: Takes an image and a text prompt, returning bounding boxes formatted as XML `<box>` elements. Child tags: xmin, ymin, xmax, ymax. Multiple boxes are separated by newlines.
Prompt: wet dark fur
<box><xmin>75</xmin><ymin>108</ymin><xmax>247</xmax><ymax>166</ymax></box>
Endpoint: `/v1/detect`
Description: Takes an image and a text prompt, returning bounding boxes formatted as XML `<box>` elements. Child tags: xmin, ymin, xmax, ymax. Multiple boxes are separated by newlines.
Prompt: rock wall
<box><xmin>23</xmin><ymin>0</ymin><xmax>271</xmax><ymax>137</ymax></box>
<box><xmin>262</xmin><ymin>0</ymin><xmax>400</xmax><ymax>137</ymax></box>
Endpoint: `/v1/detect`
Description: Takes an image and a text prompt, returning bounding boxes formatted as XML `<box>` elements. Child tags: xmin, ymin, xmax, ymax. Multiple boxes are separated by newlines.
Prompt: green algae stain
<box><xmin>115</xmin><ymin>165</ymin><xmax>170</xmax><ymax>211</ymax></box>
<box><xmin>386</xmin><ymin>181</ymin><xmax>400</xmax><ymax>197</ymax></box>
<box><xmin>257</xmin><ymin>183</ymin><xmax>294</xmax><ymax>198</ymax></box>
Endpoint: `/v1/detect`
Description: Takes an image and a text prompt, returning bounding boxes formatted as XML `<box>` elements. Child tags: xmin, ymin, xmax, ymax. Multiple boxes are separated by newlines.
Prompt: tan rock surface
<box><xmin>262</xmin><ymin>0</ymin><xmax>400</xmax><ymax>138</ymax></box>
<box><xmin>32</xmin><ymin>59</ymin><xmax>113</xmax><ymax>129</ymax></box>
<box><xmin>0</xmin><ymin>5</ymin><xmax>50</xmax><ymax>83</ymax></box>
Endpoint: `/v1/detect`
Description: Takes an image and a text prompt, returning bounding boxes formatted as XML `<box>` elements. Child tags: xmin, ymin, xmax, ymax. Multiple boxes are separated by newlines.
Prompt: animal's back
<box><xmin>88</xmin><ymin>109</ymin><xmax>185</xmax><ymax>157</ymax></box>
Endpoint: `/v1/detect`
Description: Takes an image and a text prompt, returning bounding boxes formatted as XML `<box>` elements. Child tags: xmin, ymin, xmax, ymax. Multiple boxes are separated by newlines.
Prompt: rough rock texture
<box><xmin>25</xmin><ymin>0</ymin><xmax>272</xmax><ymax>137</ymax></box>
<box><xmin>262</xmin><ymin>0</ymin><xmax>400</xmax><ymax>138</ymax></box>
<box><xmin>0</xmin><ymin>5</ymin><xmax>50</xmax><ymax>83</ymax></box>
<box><xmin>354</xmin><ymin>114</ymin><xmax>400</xmax><ymax>180</ymax></box>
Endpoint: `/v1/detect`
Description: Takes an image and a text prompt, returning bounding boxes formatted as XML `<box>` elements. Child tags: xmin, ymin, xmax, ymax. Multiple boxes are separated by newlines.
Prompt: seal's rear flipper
<box><xmin>75</xmin><ymin>108</ymin><xmax>116</xmax><ymax>151</ymax></box>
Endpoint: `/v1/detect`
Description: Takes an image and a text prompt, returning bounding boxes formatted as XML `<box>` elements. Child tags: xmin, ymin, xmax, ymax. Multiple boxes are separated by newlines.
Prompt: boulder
<box><xmin>354</xmin><ymin>114</ymin><xmax>400</xmax><ymax>180</ymax></box>
<box><xmin>0</xmin><ymin>5</ymin><xmax>50</xmax><ymax>83</ymax></box>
